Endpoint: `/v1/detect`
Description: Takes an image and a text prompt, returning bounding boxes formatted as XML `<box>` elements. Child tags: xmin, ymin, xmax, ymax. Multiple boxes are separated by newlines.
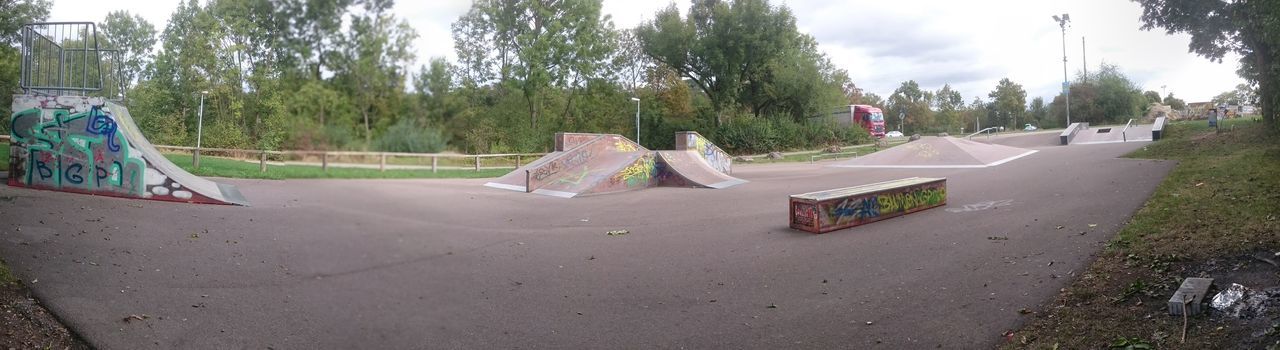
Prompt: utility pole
<box><xmin>1053</xmin><ymin>14</ymin><xmax>1072</xmax><ymax>127</ymax></box>
<box><xmin>1082</xmin><ymin>36</ymin><xmax>1087</xmax><ymax>81</ymax></box>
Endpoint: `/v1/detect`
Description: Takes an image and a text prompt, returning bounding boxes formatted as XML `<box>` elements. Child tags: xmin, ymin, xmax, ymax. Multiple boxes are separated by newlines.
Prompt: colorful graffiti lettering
<box><xmin>793</xmin><ymin>203</ymin><xmax>817</xmax><ymax>227</ymax></box>
<box><xmin>823</xmin><ymin>185</ymin><xmax>947</xmax><ymax>225</ymax></box>
<box><xmin>614</xmin><ymin>140</ymin><xmax>638</xmax><ymax>153</ymax></box>
<box><xmin>611</xmin><ymin>154</ymin><xmax>656</xmax><ymax>188</ymax></box>
<box><xmin>10</xmin><ymin>105</ymin><xmax>146</xmax><ymax>196</ymax></box>
<box><xmin>530</xmin><ymin>149</ymin><xmax>593</xmax><ymax>181</ymax></box>
<box><xmin>687</xmin><ymin>133</ymin><xmax>732</xmax><ymax>174</ymax></box>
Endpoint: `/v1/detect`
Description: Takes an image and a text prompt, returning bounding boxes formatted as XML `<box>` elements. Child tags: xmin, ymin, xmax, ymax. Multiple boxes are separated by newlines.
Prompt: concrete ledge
<box><xmin>790</xmin><ymin>177</ymin><xmax>946</xmax><ymax>233</ymax></box>
<box><xmin>1060</xmin><ymin>122</ymin><xmax>1089</xmax><ymax>145</ymax></box>
<box><xmin>1168</xmin><ymin>277</ymin><xmax>1213</xmax><ymax>316</ymax></box>
<box><xmin>1152</xmin><ymin>117</ymin><xmax>1167</xmax><ymax>141</ymax></box>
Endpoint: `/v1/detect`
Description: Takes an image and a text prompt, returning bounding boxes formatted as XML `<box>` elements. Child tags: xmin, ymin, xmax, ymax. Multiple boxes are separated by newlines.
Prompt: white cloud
<box><xmin>48</xmin><ymin>0</ymin><xmax>1242</xmax><ymax>102</ymax></box>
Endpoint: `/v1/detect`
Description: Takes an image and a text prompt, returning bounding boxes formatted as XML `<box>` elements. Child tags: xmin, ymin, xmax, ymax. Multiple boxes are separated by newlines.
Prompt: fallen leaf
<box><xmin>606</xmin><ymin>230</ymin><xmax>629</xmax><ymax>236</ymax></box>
<box><xmin>766</xmin><ymin>303</ymin><xmax>778</xmax><ymax>309</ymax></box>
<box><xmin>1088</xmin><ymin>224</ymin><xmax>1098</xmax><ymax>228</ymax></box>
<box><xmin>1055</xmin><ymin>225</ymin><xmax>1065</xmax><ymax>230</ymax></box>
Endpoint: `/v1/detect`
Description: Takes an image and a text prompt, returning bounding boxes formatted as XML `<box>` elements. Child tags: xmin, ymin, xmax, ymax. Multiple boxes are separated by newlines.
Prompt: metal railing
<box><xmin>1122</xmin><ymin>118</ymin><xmax>1134</xmax><ymax>142</ymax></box>
<box><xmin>809</xmin><ymin>151</ymin><xmax>858</xmax><ymax>163</ymax></box>
<box><xmin>19</xmin><ymin>22</ymin><xmax>124</xmax><ymax>99</ymax></box>
<box><xmin>967</xmin><ymin>127</ymin><xmax>1001</xmax><ymax>140</ymax></box>
<box><xmin>153</xmin><ymin>145</ymin><xmax>547</xmax><ymax>173</ymax></box>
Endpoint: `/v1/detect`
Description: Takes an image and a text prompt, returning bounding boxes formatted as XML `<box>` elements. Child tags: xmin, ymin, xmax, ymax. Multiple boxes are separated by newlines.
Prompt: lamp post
<box><xmin>1053</xmin><ymin>13</ymin><xmax>1071</xmax><ymax>127</ymax></box>
<box><xmin>630</xmin><ymin>97</ymin><xmax>640</xmax><ymax>144</ymax></box>
<box><xmin>195</xmin><ymin>90</ymin><xmax>208</xmax><ymax>169</ymax></box>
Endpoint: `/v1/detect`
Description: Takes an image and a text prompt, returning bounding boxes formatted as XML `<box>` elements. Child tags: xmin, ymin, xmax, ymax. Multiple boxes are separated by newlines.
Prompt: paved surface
<box><xmin>0</xmin><ymin>141</ymin><xmax>1173</xmax><ymax>349</ymax></box>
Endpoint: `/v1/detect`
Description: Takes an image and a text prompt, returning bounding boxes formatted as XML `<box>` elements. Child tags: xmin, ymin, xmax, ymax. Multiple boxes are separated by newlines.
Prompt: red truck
<box><xmin>818</xmin><ymin>105</ymin><xmax>886</xmax><ymax>138</ymax></box>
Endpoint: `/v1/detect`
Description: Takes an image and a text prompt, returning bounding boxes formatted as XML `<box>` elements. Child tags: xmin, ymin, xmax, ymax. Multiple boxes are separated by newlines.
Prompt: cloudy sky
<box><xmin>50</xmin><ymin>0</ymin><xmax>1243</xmax><ymax>103</ymax></box>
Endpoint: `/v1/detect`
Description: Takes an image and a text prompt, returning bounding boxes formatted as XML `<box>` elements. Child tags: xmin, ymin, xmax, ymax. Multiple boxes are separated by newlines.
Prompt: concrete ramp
<box><xmin>485</xmin><ymin>132</ymin><xmax>742</xmax><ymax>197</ymax></box>
<box><xmin>8</xmin><ymin>95</ymin><xmax>249</xmax><ymax>205</ymax></box>
<box><xmin>1069</xmin><ymin>124</ymin><xmax>1155</xmax><ymax>145</ymax></box>
<box><xmin>656</xmin><ymin>151</ymin><xmax>746</xmax><ymax>189</ymax></box>
<box><xmin>832</xmin><ymin>136</ymin><xmax>1036</xmax><ymax>169</ymax></box>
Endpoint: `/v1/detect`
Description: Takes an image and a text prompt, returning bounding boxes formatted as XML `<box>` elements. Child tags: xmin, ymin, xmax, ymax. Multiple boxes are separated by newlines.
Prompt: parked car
<box><xmin>1023</xmin><ymin>124</ymin><xmax>1038</xmax><ymax>131</ymax></box>
<box><xmin>886</xmin><ymin>131</ymin><xmax>905</xmax><ymax>138</ymax></box>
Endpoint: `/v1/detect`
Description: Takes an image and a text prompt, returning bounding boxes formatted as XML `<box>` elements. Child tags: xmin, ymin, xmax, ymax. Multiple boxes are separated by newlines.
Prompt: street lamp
<box><xmin>195</xmin><ymin>90</ymin><xmax>208</xmax><ymax>169</ymax></box>
<box><xmin>630</xmin><ymin>97</ymin><xmax>640</xmax><ymax>144</ymax></box>
<box><xmin>1053</xmin><ymin>13</ymin><xmax>1071</xmax><ymax>127</ymax></box>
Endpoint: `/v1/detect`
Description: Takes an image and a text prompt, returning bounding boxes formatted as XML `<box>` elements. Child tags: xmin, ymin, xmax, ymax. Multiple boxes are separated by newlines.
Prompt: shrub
<box><xmin>376</xmin><ymin>119</ymin><xmax>449</xmax><ymax>153</ymax></box>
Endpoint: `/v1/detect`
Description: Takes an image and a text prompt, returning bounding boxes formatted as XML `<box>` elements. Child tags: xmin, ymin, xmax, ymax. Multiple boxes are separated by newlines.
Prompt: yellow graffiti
<box><xmin>878</xmin><ymin>187</ymin><xmax>946</xmax><ymax>213</ymax></box>
<box><xmin>615</xmin><ymin>141</ymin><xmax>638</xmax><ymax>152</ymax></box>
<box><xmin>612</xmin><ymin>155</ymin><xmax>655</xmax><ymax>187</ymax></box>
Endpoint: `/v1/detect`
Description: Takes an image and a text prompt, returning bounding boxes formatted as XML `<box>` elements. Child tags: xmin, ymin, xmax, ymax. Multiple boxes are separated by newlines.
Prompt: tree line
<box><xmin>1</xmin><ymin>0</ymin><xmax>1271</xmax><ymax>157</ymax></box>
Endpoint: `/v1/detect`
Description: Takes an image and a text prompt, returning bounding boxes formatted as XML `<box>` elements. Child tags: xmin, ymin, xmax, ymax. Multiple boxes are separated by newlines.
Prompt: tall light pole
<box><xmin>195</xmin><ymin>90</ymin><xmax>208</xmax><ymax>169</ymax></box>
<box><xmin>630</xmin><ymin>97</ymin><xmax>641</xmax><ymax>144</ymax></box>
<box><xmin>1053</xmin><ymin>13</ymin><xmax>1071</xmax><ymax>127</ymax></box>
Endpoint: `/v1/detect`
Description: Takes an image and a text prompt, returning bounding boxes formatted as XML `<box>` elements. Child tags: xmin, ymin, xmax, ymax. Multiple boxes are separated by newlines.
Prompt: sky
<box><xmin>48</xmin><ymin>0</ymin><xmax>1245</xmax><ymax>103</ymax></box>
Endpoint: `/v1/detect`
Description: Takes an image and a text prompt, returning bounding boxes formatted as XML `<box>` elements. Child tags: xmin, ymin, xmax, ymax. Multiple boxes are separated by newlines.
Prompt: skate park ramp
<box><xmin>8</xmin><ymin>95</ymin><xmax>249</xmax><ymax>206</ymax></box>
<box><xmin>1069</xmin><ymin>123</ymin><xmax>1155</xmax><ymax>145</ymax></box>
<box><xmin>484</xmin><ymin>131</ymin><xmax>746</xmax><ymax>197</ymax></box>
<box><xmin>831</xmin><ymin>136</ymin><xmax>1037</xmax><ymax>169</ymax></box>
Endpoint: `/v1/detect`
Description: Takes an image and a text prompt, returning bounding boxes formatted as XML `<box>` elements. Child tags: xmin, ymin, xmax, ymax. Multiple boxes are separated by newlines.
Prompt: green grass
<box><xmin>164</xmin><ymin>154</ymin><xmax>511</xmax><ymax>180</ymax></box>
<box><xmin>755</xmin><ymin>140</ymin><xmax>910</xmax><ymax>163</ymax></box>
<box><xmin>1010</xmin><ymin>118</ymin><xmax>1280</xmax><ymax>349</ymax></box>
<box><xmin>0</xmin><ymin>258</ymin><xmax>15</xmax><ymax>287</ymax></box>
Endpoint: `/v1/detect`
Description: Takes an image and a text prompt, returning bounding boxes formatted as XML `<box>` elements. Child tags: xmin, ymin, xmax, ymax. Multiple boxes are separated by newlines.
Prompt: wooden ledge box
<box><xmin>790</xmin><ymin>177</ymin><xmax>947</xmax><ymax>233</ymax></box>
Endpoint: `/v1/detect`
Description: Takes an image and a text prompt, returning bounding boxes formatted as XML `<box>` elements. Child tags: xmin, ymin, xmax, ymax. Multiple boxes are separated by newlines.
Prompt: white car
<box><xmin>885</xmin><ymin>131</ymin><xmax>904</xmax><ymax>138</ymax></box>
<box><xmin>1023</xmin><ymin>124</ymin><xmax>1038</xmax><ymax>131</ymax></box>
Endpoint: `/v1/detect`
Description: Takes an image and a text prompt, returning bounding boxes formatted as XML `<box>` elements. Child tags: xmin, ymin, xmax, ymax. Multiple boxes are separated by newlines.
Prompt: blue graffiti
<box><xmin>85</xmin><ymin>107</ymin><xmax>121</xmax><ymax>152</ymax></box>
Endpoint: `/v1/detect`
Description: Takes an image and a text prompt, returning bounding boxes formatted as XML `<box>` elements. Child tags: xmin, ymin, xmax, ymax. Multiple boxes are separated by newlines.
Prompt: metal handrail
<box><xmin>967</xmin><ymin>127</ymin><xmax>1001</xmax><ymax>140</ymax></box>
<box><xmin>1122</xmin><ymin>119</ymin><xmax>1134</xmax><ymax>142</ymax></box>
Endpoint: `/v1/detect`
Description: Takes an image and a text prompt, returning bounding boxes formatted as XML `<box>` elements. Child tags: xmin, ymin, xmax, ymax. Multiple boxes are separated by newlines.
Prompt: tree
<box><xmin>1163</xmin><ymin>93</ymin><xmax>1186</xmax><ymax>111</ymax></box>
<box><xmin>1</xmin><ymin>0</ymin><xmax>52</xmax><ymax>132</ymax></box>
<box><xmin>988</xmin><ymin>78</ymin><xmax>1027</xmax><ymax>129</ymax></box>
<box><xmin>1133</xmin><ymin>0</ymin><xmax>1280</xmax><ymax>131</ymax></box>
<box><xmin>101</xmin><ymin>11</ymin><xmax>158</xmax><ymax>98</ymax></box>
<box><xmin>637</xmin><ymin>0</ymin><xmax>807</xmax><ymax>125</ymax></box>
<box><xmin>1027</xmin><ymin>97</ymin><xmax>1048</xmax><ymax>127</ymax></box>
<box><xmin>933</xmin><ymin>84</ymin><xmax>964</xmax><ymax>132</ymax></box>
<box><xmin>1143</xmin><ymin>90</ymin><xmax>1162</xmax><ymax>104</ymax></box>
<box><xmin>888</xmin><ymin>80</ymin><xmax>933</xmax><ymax>133</ymax></box>
<box><xmin>452</xmin><ymin>0</ymin><xmax>617</xmax><ymax>128</ymax></box>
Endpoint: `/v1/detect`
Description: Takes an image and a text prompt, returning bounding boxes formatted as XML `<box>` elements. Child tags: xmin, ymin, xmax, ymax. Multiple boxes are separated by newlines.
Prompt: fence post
<box><xmin>259</xmin><ymin>151</ymin><xmax>267</xmax><ymax>173</ymax></box>
<box><xmin>516</xmin><ymin>155</ymin><xmax>522</xmax><ymax>168</ymax></box>
<box><xmin>193</xmin><ymin>149</ymin><xmax>201</xmax><ymax>169</ymax></box>
<box><xmin>432</xmin><ymin>156</ymin><xmax>438</xmax><ymax>173</ymax></box>
<box><xmin>474</xmin><ymin>156</ymin><xmax>480</xmax><ymax>172</ymax></box>
<box><xmin>321</xmin><ymin>152</ymin><xmax>328</xmax><ymax>173</ymax></box>
<box><xmin>379</xmin><ymin>153</ymin><xmax>386</xmax><ymax>172</ymax></box>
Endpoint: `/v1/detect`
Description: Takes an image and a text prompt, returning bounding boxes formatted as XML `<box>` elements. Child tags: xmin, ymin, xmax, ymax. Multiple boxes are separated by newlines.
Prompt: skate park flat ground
<box><xmin>0</xmin><ymin>141</ymin><xmax>1173</xmax><ymax>349</ymax></box>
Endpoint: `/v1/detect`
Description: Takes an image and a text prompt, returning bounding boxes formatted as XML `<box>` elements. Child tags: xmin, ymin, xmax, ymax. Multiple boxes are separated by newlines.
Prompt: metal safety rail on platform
<box><xmin>19</xmin><ymin>22</ymin><xmax>125</xmax><ymax>99</ymax></box>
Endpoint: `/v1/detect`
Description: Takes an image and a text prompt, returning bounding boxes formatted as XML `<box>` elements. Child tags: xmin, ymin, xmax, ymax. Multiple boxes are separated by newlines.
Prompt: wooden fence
<box><xmin>1</xmin><ymin>134</ymin><xmax>546</xmax><ymax>173</ymax></box>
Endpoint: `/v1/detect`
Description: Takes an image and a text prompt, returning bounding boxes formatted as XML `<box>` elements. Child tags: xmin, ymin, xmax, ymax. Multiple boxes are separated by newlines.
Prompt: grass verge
<box><xmin>0</xmin><ymin>145</ymin><xmax>8</xmax><ymax>171</ymax></box>
<box><xmin>1008</xmin><ymin>118</ymin><xmax>1280</xmax><ymax>349</ymax></box>
<box><xmin>164</xmin><ymin>154</ymin><xmax>511</xmax><ymax>180</ymax></box>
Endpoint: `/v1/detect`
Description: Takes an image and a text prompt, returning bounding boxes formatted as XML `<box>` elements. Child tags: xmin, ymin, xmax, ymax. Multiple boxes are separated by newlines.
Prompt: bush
<box><xmin>710</xmin><ymin>115</ymin><xmax>874</xmax><ymax>154</ymax></box>
<box><xmin>375</xmin><ymin>119</ymin><xmax>448</xmax><ymax>153</ymax></box>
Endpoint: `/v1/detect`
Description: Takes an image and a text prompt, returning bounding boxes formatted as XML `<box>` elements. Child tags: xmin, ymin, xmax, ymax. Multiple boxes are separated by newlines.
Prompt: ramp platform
<box><xmin>485</xmin><ymin>131</ymin><xmax>746</xmax><ymax>198</ymax></box>
<box><xmin>8</xmin><ymin>95</ymin><xmax>249</xmax><ymax>206</ymax></box>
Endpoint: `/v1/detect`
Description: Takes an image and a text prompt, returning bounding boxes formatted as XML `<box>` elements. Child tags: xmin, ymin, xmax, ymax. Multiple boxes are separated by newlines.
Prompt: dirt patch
<box><xmin>1006</xmin><ymin>120</ymin><xmax>1280</xmax><ymax>349</ymax></box>
<box><xmin>0</xmin><ymin>261</ymin><xmax>90</xmax><ymax>349</ymax></box>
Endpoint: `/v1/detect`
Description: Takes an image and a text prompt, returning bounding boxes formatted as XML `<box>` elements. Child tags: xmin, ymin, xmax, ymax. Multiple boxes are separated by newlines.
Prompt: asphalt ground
<box><xmin>0</xmin><ymin>139</ymin><xmax>1173</xmax><ymax>349</ymax></box>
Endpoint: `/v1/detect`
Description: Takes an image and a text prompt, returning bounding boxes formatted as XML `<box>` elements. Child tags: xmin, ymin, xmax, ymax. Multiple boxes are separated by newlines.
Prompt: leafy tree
<box><xmin>1133</xmin><ymin>0</ymin><xmax>1280</xmax><ymax>131</ymax></box>
<box><xmin>0</xmin><ymin>0</ymin><xmax>52</xmax><ymax>132</ymax></box>
<box><xmin>1027</xmin><ymin>97</ymin><xmax>1048</xmax><ymax>127</ymax></box>
<box><xmin>637</xmin><ymin>0</ymin><xmax>807</xmax><ymax>125</ymax></box>
<box><xmin>888</xmin><ymin>80</ymin><xmax>933</xmax><ymax>133</ymax></box>
<box><xmin>452</xmin><ymin>0</ymin><xmax>617</xmax><ymax>128</ymax></box>
<box><xmin>988</xmin><ymin>78</ymin><xmax>1027</xmax><ymax>129</ymax></box>
<box><xmin>101</xmin><ymin>11</ymin><xmax>158</xmax><ymax>100</ymax></box>
<box><xmin>1143</xmin><ymin>90</ymin><xmax>1162</xmax><ymax>104</ymax></box>
<box><xmin>1163</xmin><ymin>93</ymin><xmax>1186</xmax><ymax>111</ymax></box>
<box><xmin>933</xmin><ymin>84</ymin><xmax>964</xmax><ymax>132</ymax></box>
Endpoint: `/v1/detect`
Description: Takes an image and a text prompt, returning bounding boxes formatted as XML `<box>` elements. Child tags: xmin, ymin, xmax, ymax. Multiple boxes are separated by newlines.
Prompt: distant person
<box><xmin>1208</xmin><ymin>108</ymin><xmax>1218</xmax><ymax>127</ymax></box>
